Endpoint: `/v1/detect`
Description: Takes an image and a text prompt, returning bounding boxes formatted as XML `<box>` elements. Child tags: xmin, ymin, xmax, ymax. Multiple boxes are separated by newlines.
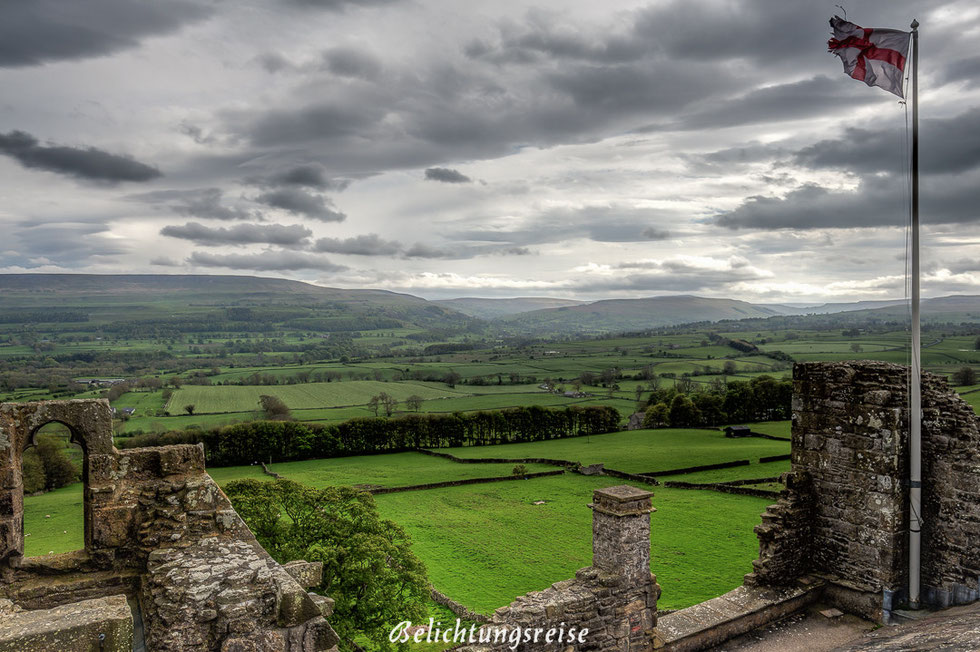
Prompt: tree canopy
<box><xmin>224</xmin><ymin>479</ymin><xmax>429</xmax><ymax>652</ymax></box>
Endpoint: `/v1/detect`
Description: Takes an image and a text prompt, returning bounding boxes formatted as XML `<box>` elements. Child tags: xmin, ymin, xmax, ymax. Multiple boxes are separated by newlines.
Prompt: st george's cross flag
<box><xmin>828</xmin><ymin>16</ymin><xmax>910</xmax><ymax>98</ymax></box>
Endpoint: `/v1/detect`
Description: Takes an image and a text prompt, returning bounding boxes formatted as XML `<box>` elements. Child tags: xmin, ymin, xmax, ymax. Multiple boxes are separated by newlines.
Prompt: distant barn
<box><xmin>724</xmin><ymin>425</ymin><xmax>752</xmax><ymax>438</ymax></box>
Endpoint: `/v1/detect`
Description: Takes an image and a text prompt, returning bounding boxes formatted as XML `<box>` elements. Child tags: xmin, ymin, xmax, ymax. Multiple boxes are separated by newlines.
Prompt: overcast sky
<box><xmin>1</xmin><ymin>0</ymin><xmax>978</xmax><ymax>302</ymax></box>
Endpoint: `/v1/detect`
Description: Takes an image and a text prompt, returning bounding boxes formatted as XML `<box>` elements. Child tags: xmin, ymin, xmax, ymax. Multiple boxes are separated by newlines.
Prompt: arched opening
<box><xmin>21</xmin><ymin>421</ymin><xmax>85</xmax><ymax>557</ymax></box>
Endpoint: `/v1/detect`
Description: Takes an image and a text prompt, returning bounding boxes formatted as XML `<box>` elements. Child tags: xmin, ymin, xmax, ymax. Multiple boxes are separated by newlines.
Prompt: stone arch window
<box><xmin>21</xmin><ymin>420</ymin><xmax>85</xmax><ymax>556</ymax></box>
<box><xmin>0</xmin><ymin>400</ymin><xmax>113</xmax><ymax>569</ymax></box>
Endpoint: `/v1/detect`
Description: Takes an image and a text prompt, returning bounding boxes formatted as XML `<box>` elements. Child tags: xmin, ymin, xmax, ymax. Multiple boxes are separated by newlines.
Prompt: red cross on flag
<box><xmin>828</xmin><ymin>15</ymin><xmax>910</xmax><ymax>98</ymax></box>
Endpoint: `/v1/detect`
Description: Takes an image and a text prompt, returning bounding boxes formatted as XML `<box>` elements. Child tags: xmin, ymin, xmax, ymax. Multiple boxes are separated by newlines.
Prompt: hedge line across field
<box><xmin>117</xmin><ymin>404</ymin><xmax>622</xmax><ymax>467</ymax></box>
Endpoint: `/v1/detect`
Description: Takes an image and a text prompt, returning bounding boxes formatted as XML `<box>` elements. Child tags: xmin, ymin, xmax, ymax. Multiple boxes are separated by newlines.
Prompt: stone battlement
<box><xmin>0</xmin><ymin>399</ymin><xmax>337</xmax><ymax>651</ymax></box>
<box><xmin>747</xmin><ymin>361</ymin><xmax>980</xmax><ymax>622</ymax></box>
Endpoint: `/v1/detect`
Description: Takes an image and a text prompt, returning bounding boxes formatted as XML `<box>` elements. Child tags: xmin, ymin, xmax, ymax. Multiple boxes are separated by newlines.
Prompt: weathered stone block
<box><xmin>0</xmin><ymin>594</ymin><xmax>132</xmax><ymax>652</ymax></box>
<box><xmin>283</xmin><ymin>560</ymin><xmax>323</xmax><ymax>589</ymax></box>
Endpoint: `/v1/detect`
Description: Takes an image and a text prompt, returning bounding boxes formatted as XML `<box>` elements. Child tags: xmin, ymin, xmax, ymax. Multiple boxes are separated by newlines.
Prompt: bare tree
<box><xmin>405</xmin><ymin>395</ymin><xmax>424</xmax><ymax>412</ymax></box>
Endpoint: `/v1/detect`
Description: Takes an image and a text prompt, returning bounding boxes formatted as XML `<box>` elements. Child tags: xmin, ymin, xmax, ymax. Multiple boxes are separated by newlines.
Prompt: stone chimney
<box><xmin>591</xmin><ymin>485</ymin><xmax>655</xmax><ymax>583</ymax></box>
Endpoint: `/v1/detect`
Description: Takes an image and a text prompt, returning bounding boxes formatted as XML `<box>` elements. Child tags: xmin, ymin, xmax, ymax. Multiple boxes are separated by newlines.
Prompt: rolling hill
<box><xmin>433</xmin><ymin>297</ymin><xmax>586</xmax><ymax>319</ymax></box>
<box><xmin>0</xmin><ymin>274</ymin><xmax>476</xmax><ymax>331</ymax></box>
<box><xmin>497</xmin><ymin>295</ymin><xmax>785</xmax><ymax>334</ymax></box>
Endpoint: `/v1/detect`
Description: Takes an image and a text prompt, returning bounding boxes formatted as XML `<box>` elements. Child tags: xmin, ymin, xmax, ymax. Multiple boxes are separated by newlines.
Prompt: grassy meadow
<box><xmin>23</xmin><ymin>427</ymin><xmax>785</xmax><ymax>612</ymax></box>
<box><xmin>373</xmin><ymin>476</ymin><xmax>770</xmax><ymax>613</ymax></box>
<box><xmin>439</xmin><ymin>426</ymin><xmax>790</xmax><ymax>475</ymax></box>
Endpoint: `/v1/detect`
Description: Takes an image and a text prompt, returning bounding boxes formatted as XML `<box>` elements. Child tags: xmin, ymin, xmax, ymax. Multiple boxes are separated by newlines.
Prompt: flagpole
<box><xmin>908</xmin><ymin>17</ymin><xmax>921</xmax><ymax>611</ymax></box>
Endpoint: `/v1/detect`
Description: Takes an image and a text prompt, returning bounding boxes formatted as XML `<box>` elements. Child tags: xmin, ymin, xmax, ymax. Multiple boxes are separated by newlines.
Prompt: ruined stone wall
<box><xmin>0</xmin><ymin>400</ymin><xmax>338</xmax><ymax>652</ymax></box>
<box><xmin>747</xmin><ymin>361</ymin><xmax>980</xmax><ymax>617</ymax></box>
<box><xmin>461</xmin><ymin>485</ymin><xmax>660</xmax><ymax>651</ymax></box>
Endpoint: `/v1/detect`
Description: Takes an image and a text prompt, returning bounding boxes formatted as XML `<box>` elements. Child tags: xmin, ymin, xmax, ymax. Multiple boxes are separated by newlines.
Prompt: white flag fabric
<box><xmin>828</xmin><ymin>16</ymin><xmax>910</xmax><ymax>98</ymax></box>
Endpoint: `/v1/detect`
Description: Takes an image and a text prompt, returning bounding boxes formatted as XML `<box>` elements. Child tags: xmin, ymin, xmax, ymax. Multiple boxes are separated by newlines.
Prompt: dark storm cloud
<box><xmin>322</xmin><ymin>47</ymin><xmax>382</xmax><ymax>79</ymax></box>
<box><xmin>127</xmin><ymin>188</ymin><xmax>254</xmax><ymax>221</ymax></box>
<box><xmin>674</xmin><ymin>76</ymin><xmax>883</xmax><ymax>131</ymax></box>
<box><xmin>223</xmin><ymin>21</ymin><xmax>740</xmax><ymax>173</ymax></box>
<box><xmin>289</xmin><ymin>0</ymin><xmax>401</xmax><ymax>10</ymax></box>
<box><xmin>245</xmin><ymin>103</ymin><xmax>385</xmax><ymax>147</ymax></box>
<box><xmin>255</xmin><ymin>189</ymin><xmax>346</xmax><ymax>222</ymax></box>
<box><xmin>247</xmin><ymin>164</ymin><xmax>350</xmax><ymax>191</ymax></box>
<box><xmin>0</xmin><ymin>0</ymin><xmax>211</xmax><ymax>67</ymax></box>
<box><xmin>257</xmin><ymin>52</ymin><xmax>292</xmax><ymax>74</ymax></box>
<box><xmin>149</xmin><ymin>256</ymin><xmax>179</xmax><ymax>267</ymax></box>
<box><xmin>313</xmin><ymin>234</ymin><xmax>402</xmax><ymax>256</ymax></box>
<box><xmin>395</xmin><ymin>241</ymin><xmax>527</xmax><ymax>260</ymax></box>
<box><xmin>0</xmin><ymin>130</ymin><xmax>161</xmax><ymax>183</ymax></box>
<box><xmin>942</xmin><ymin>258</ymin><xmax>980</xmax><ymax>274</ymax></box>
<box><xmin>465</xmin><ymin>10</ymin><xmax>649</xmax><ymax>65</ymax></box>
<box><xmin>10</xmin><ymin>222</ymin><xmax>126</xmax><ymax>266</ymax></box>
<box><xmin>424</xmin><ymin>167</ymin><xmax>472</xmax><ymax>183</ymax></box>
<box><xmin>937</xmin><ymin>55</ymin><xmax>980</xmax><ymax>88</ymax></box>
<box><xmin>404</xmin><ymin>243</ymin><xmax>456</xmax><ymax>259</ymax></box>
<box><xmin>688</xmin><ymin>107</ymin><xmax>980</xmax><ymax>183</ymax></box>
<box><xmin>545</xmin><ymin>62</ymin><xmax>731</xmax><ymax>113</ymax></box>
<box><xmin>160</xmin><ymin>222</ymin><xmax>312</xmax><ymax>247</ymax></box>
<box><xmin>187</xmin><ymin>250</ymin><xmax>347</xmax><ymax>272</ymax></box>
<box><xmin>794</xmin><ymin>108</ymin><xmax>980</xmax><ymax>176</ymax></box>
<box><xmin>715</xmin><ymin>173</ymin><xmax>980</xmax><ymax>230</ymax></box>
<box><xmin>458</xmin><ymin>206</ymin><xmax>678</xmax><ymax>246</ymax></box>
<box><xmin>642</xmin><ymin>228</ymin><xmax>671</xmax><ymax>240</ymax></box>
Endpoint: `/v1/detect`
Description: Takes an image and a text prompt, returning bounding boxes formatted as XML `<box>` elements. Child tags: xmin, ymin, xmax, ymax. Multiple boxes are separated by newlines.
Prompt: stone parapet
<box><xmin>0</xmin><ymin>400</ymin><xmax>338</xmax><ymax>651</ymax></box>
<box><xmin>0</xmin><ymin>594</ymin><xmax>133</xmax><ymax>652</ymax></box>
<box><xmin>748</xmin><ymin>361</ymin><xmax>980</xmax><ymax>619</ymax></box>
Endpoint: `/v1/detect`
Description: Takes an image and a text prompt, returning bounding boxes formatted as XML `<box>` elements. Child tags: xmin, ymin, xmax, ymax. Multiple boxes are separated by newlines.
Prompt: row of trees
<box><xmin>119</xmin><ymin>404</ymin><xmax>623</xmax><ymax>467</ymax></box>
<box><xmin>642</xmin><ymin>375</ymin><xmax>793</xmax><ymax>428</ymax></box>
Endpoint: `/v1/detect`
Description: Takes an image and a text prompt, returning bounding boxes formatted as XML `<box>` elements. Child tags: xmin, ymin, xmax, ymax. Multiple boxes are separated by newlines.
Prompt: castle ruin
<box><xmin>0</xmin><ymin>399</ymin><xmax>337</xmax><ymax>651</ymax></box>
<box><xmin>2</xmin><ymin>360</ymin><xmax>980</xmax><ymax>650</ymax></box>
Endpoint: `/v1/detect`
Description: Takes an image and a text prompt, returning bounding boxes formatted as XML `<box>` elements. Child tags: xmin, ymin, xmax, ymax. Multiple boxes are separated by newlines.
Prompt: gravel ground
<box><xmin>708</xmin><ymin>603</ymin><xmax>878</xmax><ymax>651</ymax></box>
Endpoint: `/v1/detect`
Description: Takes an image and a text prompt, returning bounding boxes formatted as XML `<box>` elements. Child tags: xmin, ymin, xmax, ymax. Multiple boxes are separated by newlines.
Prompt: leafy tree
<box><xmin>183</xmin><ymin>404</ymin><xmax>195</xmax><ymax>415</ymax></box>
<box><xmin>404</xmin><ymin>395</ymin><xmax>423</xmax><ymax>412</ymax></box>
<box><xmin>722</xmin><ymin>360</ymin><xmax>737</xmax><ymax>375</ymax></box>
<box><xmin>668</xmin><ymin>394</ymin><xmax>701</xmax><ymax>427</ymax></box>
<box><xmin>35</xmin><ymin>438</ymin><xmax>79</xmax><ymax>490</ymax></box>
<box><xmin>642</xmin><ymin>403</ymin><xmax>669</xmax><ymax>428</ymax></box>
<box><xmin>952</xmin><ymin>366</ymin><xmax>978</xmax><ymax>386</ymax></box>
<box><xmin>444</xmin><ymin>371</ymin><xmax>461</xmax><ymax>388</ymax></box>
<box><xmin>692</xmin><ymin>393</ymin><xmax>727</xmax><ymax>426</ymax></box>
<box><xmin>512</xmin><ymin>464</ymin><xmax>527</xmax><ymax>476</ymax></box>
<box><xmin>259</xmin><ymin>394</ymin><xmax>292</xmax><ymax>420</ymax></box>
<box><xmin>850</xmin><ymin>343</ymin><xmax>863</xmax><ymax>353</ymax></box>
<box><xmin>599</xmin><ymin>367</ymin><xmax>618</xmax><ymax>387</ymax></box>
<box><xmin>975</xmin><ymin>336</ymin><xmax>980</xmax><ymax>351</ymax></box>
<box><xmin>106</xmin><ymin>382</ymin><xmax>130</xmax><ymax>402</ymax></box>
<box><xmin>225</xmin><ymin>480</ymin><xmax>428</xmax><ymax>652</ymax></box>
<box><xmin>21</xmin><ymin>449</ymin><xmax>46</xmax><ymax>494</ymax></box>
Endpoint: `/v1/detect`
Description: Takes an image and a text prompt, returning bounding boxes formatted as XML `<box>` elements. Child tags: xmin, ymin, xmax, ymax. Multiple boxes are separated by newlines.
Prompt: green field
<box><xmin>22</xmin><ymin>485</ymin><xmax>86</xmax><ymax>557</ymax></box>
<box><xmin>439</xmin><ymin>427</ymin><xmax>791</xmax><ymax>475</ymax></box>
<box><xmin>264</xmin><ymin>452</ymin><xmax>556</xmax><ymax>488</ymax></box>
<box><xmin>168</xmin><ymin>380</ymin><xmax>466</xmax><ymax>414</ymax></box>
<box><xmin>23</xmin><ymin>427</ymin><xmax>781</xmax><ymax>613</ymax></box>
<box><xmin>374</xmin><ymin>475</ymin><xmax>770</xmax><ymax>613</ymax></box>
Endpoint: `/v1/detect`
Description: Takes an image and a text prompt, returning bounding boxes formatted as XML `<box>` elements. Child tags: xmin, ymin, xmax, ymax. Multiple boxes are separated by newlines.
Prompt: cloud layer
<box><xmin>1</xmin><ymin>0</ymin><xmax>978</xmax><ymax>302</ymax></box>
